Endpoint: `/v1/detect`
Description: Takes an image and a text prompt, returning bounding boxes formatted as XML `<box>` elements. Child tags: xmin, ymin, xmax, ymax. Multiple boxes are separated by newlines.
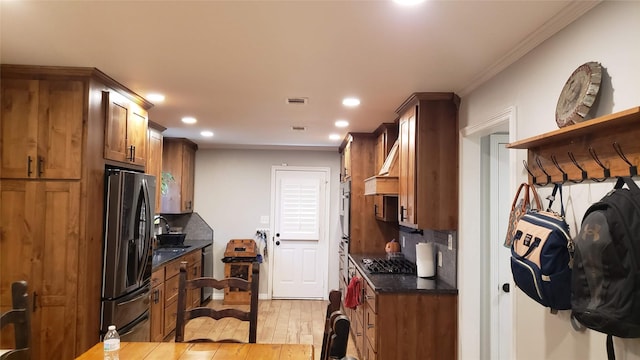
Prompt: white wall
<box><xmin>459</xmin><ymin>2</ymin><xmax>640</xmax><ymax>359</ymax></box>
<box><xmin>192</xmin><ymin>148</ymin><xmax>341</xmax><ymax>299</ymax></box>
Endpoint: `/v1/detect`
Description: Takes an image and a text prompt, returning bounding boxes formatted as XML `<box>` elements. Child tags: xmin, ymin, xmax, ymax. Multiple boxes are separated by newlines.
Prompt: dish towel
<box><xmin>344</xmin><ymin>276</ymin><xmax>362</xmax><ymax>309</ymax></box>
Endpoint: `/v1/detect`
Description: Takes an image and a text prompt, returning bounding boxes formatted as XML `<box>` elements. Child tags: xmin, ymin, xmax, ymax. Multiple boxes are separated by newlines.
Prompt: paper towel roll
<box><xmin>416</xmin><ymin>242</ymin><xmax>435</xmax><ymax>278</ymax></box>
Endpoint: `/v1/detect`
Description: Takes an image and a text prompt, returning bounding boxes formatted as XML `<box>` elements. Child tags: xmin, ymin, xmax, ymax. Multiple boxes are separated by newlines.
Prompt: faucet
<box><xmin>153</xmin><ymin>215</ymin><xmax>171</xmax><ymax>234</ymax></box>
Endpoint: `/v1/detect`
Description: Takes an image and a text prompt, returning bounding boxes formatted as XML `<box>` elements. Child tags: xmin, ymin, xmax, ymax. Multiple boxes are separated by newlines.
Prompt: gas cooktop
<box><xmin>362</xmin><ymin>258</ymin><xmax>417</xmax><ymax>275</ymax></box>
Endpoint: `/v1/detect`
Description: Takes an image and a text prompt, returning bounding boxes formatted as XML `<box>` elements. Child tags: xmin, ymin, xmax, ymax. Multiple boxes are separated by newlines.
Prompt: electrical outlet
<box><xmin>438</xmin><ymin>251</ymin><xmax>443</xmax><ymax>267</ymax></box>
<box><xmin>448</xmin><ymin>234</ymin><xmax>453</xmax><ymax>250</ymax></box>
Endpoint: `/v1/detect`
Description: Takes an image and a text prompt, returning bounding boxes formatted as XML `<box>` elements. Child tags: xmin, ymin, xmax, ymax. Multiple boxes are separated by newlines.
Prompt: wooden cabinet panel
<box><xmin>104</xmin><ymin>90</ymin><xmax>148</xmax><ymax>167</ymax></box>
<box><xmin>164</xmin><ymin>273</ymin><xmax>180</xmax><ymax>306</ymax></box>
<box><xmin>0</xmin><ymin>180</ymin><xmax>80</xmax><ymax>360</ymax></box>
<box><xmin>164</xmin><ymin>298</ymin><xmax>178</xmax><ymax>337</ymax></box>
<box><xmin>147</xmin><ymin>123</ymin><xmax>164</xmax><ymax>214</ymax></box>
<box><xmin>1</xmin><ymin>79</ymin><xmax>83</xmax><ymax>179</ymax></box>
<box><xmin>161</xmin><ymin>138</ymin><xmax>197</xmax><ymax>214</ymax></box>
<box><xmin>150</xmin><ymin>282</ymin><xmax>165</xmax><ymax>342</ymax></box>
<box><xmin>396</xmin><ymin>93</ymin><xmax>459</xmax><ymax>230</ymax></box>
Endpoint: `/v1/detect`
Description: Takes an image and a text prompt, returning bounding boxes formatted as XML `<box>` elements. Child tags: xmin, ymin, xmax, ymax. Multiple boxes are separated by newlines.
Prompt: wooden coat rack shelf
<box><xmin>507</xmin><ymin>106</ymin><xmax>640</xmax><ymax>185</ymax></box>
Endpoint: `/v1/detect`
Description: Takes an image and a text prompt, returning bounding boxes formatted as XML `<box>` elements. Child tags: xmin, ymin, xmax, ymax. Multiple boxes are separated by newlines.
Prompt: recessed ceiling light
<box><xmin>342</xmin><ymin>97</ymin><xmax>360</xmax><ymax>107</ymax></box>
<box><xmin>329</xmin><ymin>134</ymin><xmax>342</xmax><ymax>141</ymax></box>
<box><xmin>393</xmin><ymin>0</ymin><xmax>426</xmax><ymax>5</ymax></box>
<box><xmin>181</xmin><ymin>116</ymin><xmax>197</xmax><ymax>124</ymax></box>
<box><xmin>335</xmin><ymin>120</ymin><xmax>349</xmax><ymax>128</ymax></box>
<box><xmin>201</xmin><ymin>131</ymin><xmax>214</xmax><ymax>137</ymax></box>
<box><xmin>147</xmin><ymin>93</ymin><xmax>165</xmax><ymax>102</ymax></box>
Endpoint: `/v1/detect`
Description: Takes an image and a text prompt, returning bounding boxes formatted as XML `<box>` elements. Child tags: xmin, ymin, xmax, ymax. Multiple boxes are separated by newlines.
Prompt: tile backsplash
<box><xmin>400</xmin><ymin>227</ymin><xmax>457</xmax><ymax>288</ymax></box>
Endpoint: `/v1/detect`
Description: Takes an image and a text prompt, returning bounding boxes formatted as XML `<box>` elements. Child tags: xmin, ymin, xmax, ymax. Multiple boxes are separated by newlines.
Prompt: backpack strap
<box><xmin>606</xmin><ymin>334</ymin><xmax>615</xmax><ymax>360</ymax></box>
<box><xmin>614</xmin><ymin>176</ymin><xmax>640</xmax><ymax>193</ymax></box>
<box><xmin>546</xmin><ymin>183</ymin><xmax>565</xmax><ymax>217</ymax></box>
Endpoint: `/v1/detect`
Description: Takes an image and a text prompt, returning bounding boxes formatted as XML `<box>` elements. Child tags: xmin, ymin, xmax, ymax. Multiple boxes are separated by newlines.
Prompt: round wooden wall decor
<box><xmin>555</xmin><ymin>61</ymin><xmax>602</xmax><ymax>128</ymax></box>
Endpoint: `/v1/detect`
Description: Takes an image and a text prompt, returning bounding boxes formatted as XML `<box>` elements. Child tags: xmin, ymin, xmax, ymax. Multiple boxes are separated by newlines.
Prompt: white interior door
<box><xmin>489</xmin><ymin>133</ymin><xmax>513</xmax><ymax>359</ymax></box>
<box><xmin>271</xmin><ymin>167</ymin><xmax>328</xmax><ymax>299</ymax></box>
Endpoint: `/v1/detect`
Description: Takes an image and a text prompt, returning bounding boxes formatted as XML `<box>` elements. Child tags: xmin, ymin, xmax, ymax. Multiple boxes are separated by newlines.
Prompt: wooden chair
<box><xmin>320</xmin><ymin>290</ymin><xmax>342</xmax><ymax>360</ymax></box>
<box><xmin>320</xmin><ymin>290</ymin><xmax>356</xmax><ymax>360</ymax></box>
<box><xmin>175</xmin><ymin>261</ymin><xmax>259</xmax><ymax>343</ymax></box>
<box><xmin>0</xmin><ymin>281</ymin><xmax>30</xmax><ymax>360</ymax></box>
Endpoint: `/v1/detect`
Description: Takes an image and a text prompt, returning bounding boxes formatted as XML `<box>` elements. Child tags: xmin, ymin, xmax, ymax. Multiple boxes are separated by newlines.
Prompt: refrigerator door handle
<box><xmin>137</xmin><ymin>177</ymin><xmax>153</xmax><ymax>285</ymax></box>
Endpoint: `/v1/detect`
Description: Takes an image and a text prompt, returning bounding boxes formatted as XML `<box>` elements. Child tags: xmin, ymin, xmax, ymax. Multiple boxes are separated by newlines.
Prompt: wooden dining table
<box><xmin>75</xmin><ymin>342</ymin><xmax>314</xmax><ymax>360</ymax></box>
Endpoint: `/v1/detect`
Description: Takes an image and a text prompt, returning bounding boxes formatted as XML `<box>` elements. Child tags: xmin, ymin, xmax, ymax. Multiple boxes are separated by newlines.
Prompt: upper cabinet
<box><xmin>147</xmin><ymin>121</ymin><xmax>165</xmax><ymax>214</ymax></box>
<box><xmin>396</xmin><ymin>92</ymin><xmax>460</xmax><ymax>230</ymax></box>
<box><xmin>103</xmin><ymin>90</ymin><xmax>150</xmax><ymax>168</ymax></box>
<box><xmin>161</xmin><ymin>138</ymin><xmax>197</xmax><ymax>214</ymax></box>
<box><xmin>1</xmin><ymin>78</ymin><xmax>84</xmax><ymax>179</ymax></box>
<box><xmin>372</xmin><ymin>123</ymin><xmax>398</xmax><ymax>222</ymax></box>
<box><xmin>340</xmin><ymin>136</ymin><xmax>353</xmax><ymax>181</ymax></box>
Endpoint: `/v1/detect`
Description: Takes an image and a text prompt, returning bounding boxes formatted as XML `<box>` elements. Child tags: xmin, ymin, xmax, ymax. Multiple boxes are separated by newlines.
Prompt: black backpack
<box><xmin>571</xmin><ymin>177</ymin><xmax>640</xmax><ymax>360</ymax></box>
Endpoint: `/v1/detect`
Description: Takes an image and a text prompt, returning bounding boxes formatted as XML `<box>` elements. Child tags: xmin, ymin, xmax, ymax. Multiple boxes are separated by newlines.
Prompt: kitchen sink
<box><xmin>156</xmin><ymin>233</ymin><xmax>187</xmax><ymax>246</ymax></box>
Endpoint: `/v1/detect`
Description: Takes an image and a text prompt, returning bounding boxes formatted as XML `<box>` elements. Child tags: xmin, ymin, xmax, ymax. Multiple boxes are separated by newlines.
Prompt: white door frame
<box><xmin>459</xmin><ymin>106</ymin><xmax>518</xmax><ymax>359</ymax></box>
<box><xmin>268</xmin><ymin>165</ymin><xmax>331</xmax><ymax>299</ymax></box>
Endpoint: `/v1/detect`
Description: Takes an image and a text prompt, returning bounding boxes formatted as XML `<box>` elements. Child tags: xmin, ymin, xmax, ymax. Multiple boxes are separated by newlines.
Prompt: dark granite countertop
<box><xmin>349</xmin><ymin>253</ymin><xmax>458</xmax><ymax>295</ymax></box>
<box><xmin>152</xmin><ymin>239</ymin><xmax>211</xmax><ymax>269</ymax></box>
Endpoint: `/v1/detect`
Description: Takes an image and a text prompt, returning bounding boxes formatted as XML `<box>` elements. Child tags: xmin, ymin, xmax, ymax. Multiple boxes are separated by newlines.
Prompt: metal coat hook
<box><xmin>551</xmin><ymin>155</ymin><xmax>568</xmax><ymax>184</ymax></box>
<box><xmin>588</xmin><ymin>147</ymin><xmax>610</xmax><ymax>182</ymax></box>
<box><xmin>535</xmin><ymin>157</ymin><xmax>552</xmax><ymax>186</ymax></box>
<box><xmin>523</xmin><ymin>160</ymin><xmax>538</xmax><ymax>185</ymax></box>
<box><xmin>567</xmin><ymin>151</ymin><xmax>588</xmax><ymax>183</ymax></box>
<box><xmin>613</xmin><ymin>142</ymin><xmax>638</xmax><ymax>177</ymax></box>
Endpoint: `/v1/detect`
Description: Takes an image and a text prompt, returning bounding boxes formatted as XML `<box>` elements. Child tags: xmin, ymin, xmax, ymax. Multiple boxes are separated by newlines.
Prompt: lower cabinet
<box><xmin>149</xmin><ymin>249</ymin><xmax>202</xmax><ymax>341</ymax></box>
<box><xmin>349</xmin><ymin>263</ymin><xmax>457</xmax><ymax>359</ymax></box>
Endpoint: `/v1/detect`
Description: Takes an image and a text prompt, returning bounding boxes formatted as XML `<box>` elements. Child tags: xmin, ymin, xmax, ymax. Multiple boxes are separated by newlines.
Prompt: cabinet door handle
<box><xmin>367</xmin><ymin>323</ymin><xmax>375</xmax><ymax>329</ymax></box>
<box><xmin>365</xmin><ymin>294</ymin><xmax>374</xmax><ymax>300</ymax></box>
<box><xmin>38</xmin><ymin>156</ymin><xmax>44</xmax><ymax>177</ymax></box>
<box><xmin>32</xmin><ymin>291</ymin><xmax>37</xmax><ymax>312</ymax></box>
<box><xmin>27</xmin><ymin>156</ymin><xmax>33</xmax><ymax>177</ymax></box>
<box><xmin>153</xmin><ymin>289</ymin><xmax>159</xmax><ymax>303</ymax></box>
<box><xmin>129</xmin><ymin>145</ymin><xmax>135</xmax><ymax>161</ymax></box>
<box><xmin>400</xmin><ymin>206</ymin><xmax>406</xmax><ymax>221</ymax></box>
<box><xmin>374</xmin><ymin>204</ymin><xmax>378</xmax><ymax>216</ymax></box>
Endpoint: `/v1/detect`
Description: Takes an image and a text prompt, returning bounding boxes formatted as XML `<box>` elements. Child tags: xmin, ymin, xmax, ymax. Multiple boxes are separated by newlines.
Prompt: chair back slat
<box><xmin>320</xmin><ymin>290</ymin><xmax>342</xmax><ymax>360</ymax></box>
<box><xmin>0</xmin><ymin>281</ymin><xmax>31</xmax><ymax>360</ymax></box>
<box><xmin>175</xmin><ymin>261</ymin><xmax>259</xmax><ymax>343</ymax></box>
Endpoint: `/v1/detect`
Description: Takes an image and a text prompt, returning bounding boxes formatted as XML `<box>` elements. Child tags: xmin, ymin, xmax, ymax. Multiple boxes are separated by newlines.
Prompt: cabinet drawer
<box><xmin>164</xmin><ymin>274</ymin><xmax>180</xmax><ymax>305</ymax></box>
<box><xmin>165</xmin><ymin>259</ymin><xmax>182</xmax><ymax>280</ymax></box>
<box><xmin>164</xmin><ymin>299</ymin><xmax>178</xmax><ymax>336</ymax></box>
<box><xmin>184</xmin><ymin>250</ymin><xmax>201</xmax><ymax>266</ymax></box>
<box><xmin>354</xmin><ymin>310</ymin><xmax>365</xmax><ymax>359</ymax></box>
<box><xmin>364</xmin><ymin>280</ymin><xmax>377</xmax><ymax>313</ymax></box>
<box><xmin>365</xmin><ymin>305</ymin><xmax>377</xmax><ymax>352</ymax></box>
<box><xmin>151</xmin><ymin>268</ymin><xmax>164</xmax><ymax>287</ymax></box>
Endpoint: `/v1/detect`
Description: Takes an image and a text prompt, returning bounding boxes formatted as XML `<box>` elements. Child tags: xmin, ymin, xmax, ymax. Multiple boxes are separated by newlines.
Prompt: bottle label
<box><xmin>104</xmin><ymin>339</ymin><xmax>120</xmax><ymax>351</ymax></box>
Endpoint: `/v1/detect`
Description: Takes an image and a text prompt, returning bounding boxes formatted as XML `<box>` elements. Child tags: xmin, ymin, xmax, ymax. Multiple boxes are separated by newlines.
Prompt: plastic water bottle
<box><xmin>103</xmin><ymin>325</ymin><xmax>120</xmax><ymax>360</ymax></box>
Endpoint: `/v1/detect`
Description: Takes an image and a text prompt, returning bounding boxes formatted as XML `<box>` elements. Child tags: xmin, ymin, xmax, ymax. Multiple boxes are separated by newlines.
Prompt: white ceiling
<box><xmin>0</xmin><ymin>1</ymin><xmax>599</xmax><ymax>150</ymax></box>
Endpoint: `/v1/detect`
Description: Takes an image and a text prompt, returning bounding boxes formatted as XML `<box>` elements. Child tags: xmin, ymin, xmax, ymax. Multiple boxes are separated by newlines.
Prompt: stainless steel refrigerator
<box><xmin>100</xmin><ymin>169</ymin><xmax>155</xmax><ymax>340</ymax></box>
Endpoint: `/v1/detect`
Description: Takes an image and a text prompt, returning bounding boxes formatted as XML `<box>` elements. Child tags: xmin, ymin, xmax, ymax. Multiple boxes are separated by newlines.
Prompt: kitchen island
<box><xmin>345</xmin><ymin>253</ymin><xmax>458</xmax><ymax>360</ymax></box>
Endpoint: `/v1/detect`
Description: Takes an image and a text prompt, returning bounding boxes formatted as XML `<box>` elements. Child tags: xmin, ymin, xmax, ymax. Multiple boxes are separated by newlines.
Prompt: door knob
<box><xmin>502</xmin><ymin>283</ymin><xmax>510</xmax><ymax>293</ymax></box>
<box><xmin>275</xmin><ymin>241</ymin><xmax>280</xmax><ymax>246</ymax></box>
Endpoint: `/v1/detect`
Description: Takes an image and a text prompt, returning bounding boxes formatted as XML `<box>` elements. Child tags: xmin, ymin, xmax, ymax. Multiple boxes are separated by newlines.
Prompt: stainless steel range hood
<box><xmin>364</xmin><ymin>140</ymin><xmax>399</xmax><ymax>196</ymax></box>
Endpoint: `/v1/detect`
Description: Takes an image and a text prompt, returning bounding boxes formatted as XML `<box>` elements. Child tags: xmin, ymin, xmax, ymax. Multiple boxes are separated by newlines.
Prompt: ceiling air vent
<box><xmin>286</xmin><ymin>97</ymin><xmax>308</xmax><ymax>105</ymax></box>
<box><xmin>291</xmin><ymin>126</ymin><xmax>307</xmax><ymax>131</ymax></box>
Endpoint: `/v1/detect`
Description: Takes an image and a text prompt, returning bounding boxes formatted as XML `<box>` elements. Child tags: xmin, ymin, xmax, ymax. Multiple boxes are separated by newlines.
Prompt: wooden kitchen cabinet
<box><xmin>396</xmin><ymin>92</ymin><xmax>460</xmax><ymax>230</ymax></box>
<box><xmin>340</xmin><ymin>136</ymin><xmax>353</xmax><ymax>181</ymax></box>
<box><xmin>161</xmin><ymin>138</ymin><xmax>197</xmax><ymax>214</ymax></box>
<box><xmin>150</xmin><ymin>249</ymin><xmax>202</xmax><ymax>340</ymax></box>
<box><xmin>0</xmin><ymin>78</ymin><xmax>84</xmax><ymax>180</ymax></box>
<box><xmin>104</xmin><ymin>90</ymin><xmax>149</xmax><ymax>168</ymax></box>
<box><xmin>348</xmin><ymin>261</ymin><xmax>457</xmax><ymax>360</ymax></box>
<box><xmin>150</xmin><ymin>268</ymin><xmax>165</xmax><ymax>342</ymax></box>
<box><xmin>147</xmin><ymin>121</ymin><xmax>165</xmax><ymax>214</ymax></box>
<box><xmin>372</xmin><ymin>123</ymin><xmax>398</xmax><ymax>222</ymax></box>
<box><xmin>0</xmin><ymin>65</ymin><xmax>154</xmax><ymax>359</ymax></box>
<box><xmin>0</xmin><ymin>180</ymin><xmax>80</xmax><ymax>360</ymax></box>
<box><xmin>340</xmin><ymin>133</ymin><xmax>398</xmax><ymax>255</ymax></box>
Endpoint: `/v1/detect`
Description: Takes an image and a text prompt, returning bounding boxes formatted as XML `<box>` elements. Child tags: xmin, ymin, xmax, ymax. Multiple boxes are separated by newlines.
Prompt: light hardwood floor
<box><xmin>179</xmin><ymin>299</ymin><xmax>358</xmax><ymax>360</ymax></box>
